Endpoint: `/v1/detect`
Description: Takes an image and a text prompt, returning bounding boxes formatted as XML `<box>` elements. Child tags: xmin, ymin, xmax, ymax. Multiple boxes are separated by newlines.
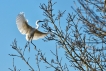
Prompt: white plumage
<box><xmin>16</xmin><ymin>12</ymin><xmax>48</xmax><ymax>41</ymax></box>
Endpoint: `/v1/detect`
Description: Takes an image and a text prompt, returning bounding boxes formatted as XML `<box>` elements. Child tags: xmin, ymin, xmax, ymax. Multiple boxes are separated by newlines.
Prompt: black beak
<box><xmin>39</xmin><ymin>21</ymin><xmax>44</xmax><ymax>22</ymax></box>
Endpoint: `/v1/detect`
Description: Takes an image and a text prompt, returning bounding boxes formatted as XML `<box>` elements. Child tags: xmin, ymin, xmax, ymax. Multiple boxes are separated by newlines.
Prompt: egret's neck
<box><xmin>35</xmin><ymin>21</ymin><xmax>39</xmax><ymax>29</ymax></box>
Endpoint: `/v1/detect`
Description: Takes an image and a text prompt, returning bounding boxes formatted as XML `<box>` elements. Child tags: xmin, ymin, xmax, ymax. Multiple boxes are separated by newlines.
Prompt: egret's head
<box><xmin>36</xmin><ymin>20</ymin><xmax>44</xmax><ymax>24</ymax></box>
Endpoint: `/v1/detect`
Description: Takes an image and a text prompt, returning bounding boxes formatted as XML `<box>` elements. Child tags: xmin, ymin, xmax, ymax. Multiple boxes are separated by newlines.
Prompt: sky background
<box><xmin>0</xmin><ymin>0</ymin><xmax>77</xmax><ymax>71</ymax></box>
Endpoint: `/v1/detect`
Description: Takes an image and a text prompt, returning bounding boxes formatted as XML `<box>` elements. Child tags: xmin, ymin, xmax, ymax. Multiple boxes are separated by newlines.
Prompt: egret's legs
<box><xmin>31</xmin><ymin>40</ymin><xmax>36</xmax><ymax>49</ymax></box>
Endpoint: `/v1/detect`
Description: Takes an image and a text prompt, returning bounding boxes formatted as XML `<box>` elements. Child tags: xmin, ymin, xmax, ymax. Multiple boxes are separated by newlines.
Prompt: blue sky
<box><xmin>0</xmin><ymin>0</ymin><xmax>76</xmax><ymax>71</ymax></box>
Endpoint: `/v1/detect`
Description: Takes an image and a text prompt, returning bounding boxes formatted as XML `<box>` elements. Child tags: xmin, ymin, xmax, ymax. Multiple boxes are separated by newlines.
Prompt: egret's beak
<box><xmin>39</xmin><ymin>21</ymin><xmax>44</xmax><ymax>22</ymax></box>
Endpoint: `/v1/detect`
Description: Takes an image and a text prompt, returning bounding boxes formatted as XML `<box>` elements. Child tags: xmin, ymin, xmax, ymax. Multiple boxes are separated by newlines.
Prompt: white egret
<box><xmin>16</xmin><ymin>12</ymin><xmax>48</xmax><ymax>47</ymax></box>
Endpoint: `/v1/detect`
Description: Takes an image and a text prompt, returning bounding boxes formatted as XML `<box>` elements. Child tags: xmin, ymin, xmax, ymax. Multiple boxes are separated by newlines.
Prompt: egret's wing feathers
<box><xmin>16</xmin><ymin>13</ymin><xmax>33</xmax><ymax>35</ymax></box>
<box><xmin>33</xmin><ymin>29</ymin><xmax>48</xmax><ymax>40</ymax></box>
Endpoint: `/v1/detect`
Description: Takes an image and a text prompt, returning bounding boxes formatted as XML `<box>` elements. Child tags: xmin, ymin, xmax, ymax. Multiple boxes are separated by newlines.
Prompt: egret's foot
<box><xmin>28</xmin><ymin>46</ymin><xmax>30</xmax><ymax>52</ymax></box>
<box><xmin>25</xmin><ymin>41</ymin><xmax>30</xmax><ymax>52</ymax></box>
<box><xmin>25</xmin><ymin>41</ymin><xmax>30</xmax><ymax>47</ymax></box>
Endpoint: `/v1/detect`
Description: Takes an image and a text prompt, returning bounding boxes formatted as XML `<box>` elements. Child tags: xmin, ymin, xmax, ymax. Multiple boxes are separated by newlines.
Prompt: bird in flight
<box><xmin>16</xmin><ymin>12</ymin><xmax>48</xmax><ymax>47</ymax></box>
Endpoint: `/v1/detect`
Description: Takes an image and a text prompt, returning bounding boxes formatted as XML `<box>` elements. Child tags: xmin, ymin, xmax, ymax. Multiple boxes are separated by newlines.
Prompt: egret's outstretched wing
<box><xmin>16</xmin><ymin>13</ymin><xmax>33</xmax><ymax>35</ymax></box>
<box><xmin>33</xmin><ymin>29</ymin><xmax>48</xmax><ymax>40</ymax></box>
